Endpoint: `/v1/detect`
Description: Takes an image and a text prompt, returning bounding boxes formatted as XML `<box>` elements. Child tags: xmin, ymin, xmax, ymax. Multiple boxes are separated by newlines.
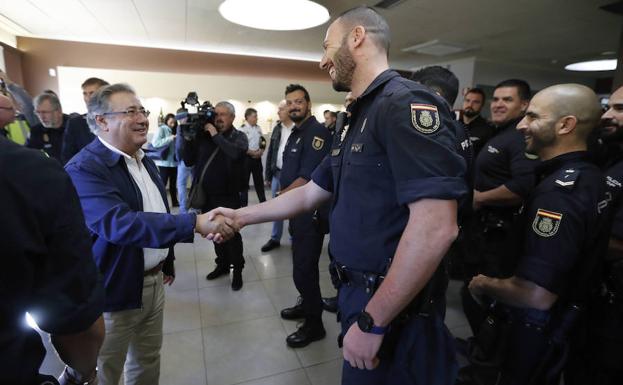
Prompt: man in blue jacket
<box><xmin>65</xmin><ymin>83</ymin><xmax>235</xmax><ymax>385</ymax></box>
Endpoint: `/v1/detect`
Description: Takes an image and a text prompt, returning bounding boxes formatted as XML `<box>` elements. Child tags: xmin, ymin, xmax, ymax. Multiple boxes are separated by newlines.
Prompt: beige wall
<box><xmin>17</xmin><ymin>37</ymin><xmax>330</xmax><ymax>97</ymax></box>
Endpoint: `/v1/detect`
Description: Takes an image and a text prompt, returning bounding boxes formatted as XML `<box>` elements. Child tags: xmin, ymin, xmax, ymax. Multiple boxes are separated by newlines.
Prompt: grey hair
<box><xmin>34</xmin><ymin>92</ymin><xmax>62</xmax><ymax>111</ymax></box>
<box><xmin>215</xmin><ymin>101</ymin><xmax>235</xmax><ymax>117</ymax></box>
<box><xmin>87</xmin><ymin>83</ymin><xmax>135</xmax><ymax>133</ymax></box>
<box><xmin>336</xmin><ymin>6</ymin><xmax>391</xmax><ymax>54</ymax></box>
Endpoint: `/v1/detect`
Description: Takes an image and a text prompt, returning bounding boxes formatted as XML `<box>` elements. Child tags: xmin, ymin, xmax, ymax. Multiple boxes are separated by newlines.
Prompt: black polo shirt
<box><xmin>473</xmin><ymin>117</ymin><xmax>538</xmax><ymax>200</ymax></box>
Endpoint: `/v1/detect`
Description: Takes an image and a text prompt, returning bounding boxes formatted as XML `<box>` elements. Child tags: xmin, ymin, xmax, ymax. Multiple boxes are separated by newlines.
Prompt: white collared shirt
<box><xmin>98</xmin><ymin>137</ymin><xmax>169</xmax><ymax>271</ymax></box>
<box><xmin>240</xmin><ymin>123</ymin><xmax>262</xmax><ymax>151</ymax></box>
<box><xmin>276</xmin><ymin>122</ymin><xmax>294</xmax><ymax>170</ymax></box>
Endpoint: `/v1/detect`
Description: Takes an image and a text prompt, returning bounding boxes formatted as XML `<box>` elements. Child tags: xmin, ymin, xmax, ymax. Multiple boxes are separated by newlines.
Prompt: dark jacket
<box><xmin>65</xmin><ymin>139</ymin><xmax>196</xmax><ymax>312</ymax></box>
<box><xmin>26</xmin><ymin>114</ymin><xmax>70</xmax><ymax>164</ymax></box>
<box><xmin>265</xmin><ymin>121</ymin><xmax>283</xmax><ymax>181</ymax></box>
<box><xmin>183</xmin><ymin>126</ymin><xmax>248</xmax><ymax>195</ymax></box>
<box><xmin>62</xmin><ymin>113</ymin><xmax>96</xmax><ymax>164</ymax></box>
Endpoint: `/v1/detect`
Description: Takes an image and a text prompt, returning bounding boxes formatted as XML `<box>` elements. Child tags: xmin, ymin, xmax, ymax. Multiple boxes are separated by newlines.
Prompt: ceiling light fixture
<box><xmin>565</xmin><ymin>59</ymin><xmax>617</xmax><ymax>71</ymax></box>
<box><xmin>219</xmin><ymin>0</ymin><xmax>330</xmax><ymax>31</ymax></box>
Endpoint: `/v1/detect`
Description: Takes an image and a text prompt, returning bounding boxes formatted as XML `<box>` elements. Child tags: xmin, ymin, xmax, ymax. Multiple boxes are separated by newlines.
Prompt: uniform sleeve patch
<box><xmin>312</xmin><ymin>136</ymin><xmax>325</xmax><ymax>150</ymax></box>
<box><xmin>411</xmin><ymin>103</ymin><xmax>440</xmax><ymax>134</ymax></box>
<box><xmin>532</xmin><ymin>209</ymin><xmax>563</xmax><ymax>237</ymax></box>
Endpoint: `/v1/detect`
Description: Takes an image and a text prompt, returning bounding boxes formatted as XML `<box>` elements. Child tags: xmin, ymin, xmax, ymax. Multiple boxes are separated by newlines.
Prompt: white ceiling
<box><xmin>0</xmin><ymin>0</ymin><xmax>620</xmax><ymax>73</ymax></box>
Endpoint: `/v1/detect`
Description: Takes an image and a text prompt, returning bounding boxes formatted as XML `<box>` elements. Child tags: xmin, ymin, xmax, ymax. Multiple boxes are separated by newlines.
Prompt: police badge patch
<box><xmin>312</xmin><ymin>136</ymin><xmax>325</xmax><ymax>150</ymax></box>
<box><xmin>411</xmin><ymin>104</ymin><xmax>441</xmax><ymax>134</ymax></box>
<box><xmin>532</xmin><ymin>209</ymin><xmax>562</xmax><ymax>237</ymax></box>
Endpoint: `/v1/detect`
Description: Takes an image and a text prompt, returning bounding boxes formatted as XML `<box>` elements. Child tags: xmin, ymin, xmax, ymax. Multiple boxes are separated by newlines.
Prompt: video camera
<box><xmin>178</xmin><ymin>92</ymin><xmax>216</xmax><ymax>141</ymax></box>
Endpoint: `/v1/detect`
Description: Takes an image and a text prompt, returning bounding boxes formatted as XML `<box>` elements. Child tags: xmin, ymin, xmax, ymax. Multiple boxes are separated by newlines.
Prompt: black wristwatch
<box><xmin>357</xmin><ymin>310</ymin><xmax>388</xmax><ymax>335</ymax></box>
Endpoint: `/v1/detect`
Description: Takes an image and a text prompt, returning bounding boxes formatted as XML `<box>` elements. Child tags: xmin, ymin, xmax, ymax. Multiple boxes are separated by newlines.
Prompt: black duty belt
<box><xmin>333</xmin><ymin>264</ymin><xmax>384</xmax><ymax>294</ymax></box>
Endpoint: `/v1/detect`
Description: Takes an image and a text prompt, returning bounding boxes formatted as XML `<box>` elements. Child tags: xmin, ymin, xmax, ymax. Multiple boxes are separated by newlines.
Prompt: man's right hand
<box><xmin>203</xmin><ymin>207</ymin><xmax>242</xmax><ymax>240</ymax></box>
<box><xmin>195</xmin><ymin>212</ymin><xmax>238</xmax><ymax>242</ymax></box>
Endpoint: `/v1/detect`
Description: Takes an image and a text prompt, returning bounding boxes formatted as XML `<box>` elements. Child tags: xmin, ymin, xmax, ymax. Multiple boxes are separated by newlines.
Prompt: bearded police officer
<box><xmin>278</xmin><ymin>84</ymin><xmax>332</xmax><ymax>348</ymax></box>
<box><xmin>565</xmin><ymin>86</ymin><xmax>623</xmax><ymax>385</ymax></box>
<box><xmin>465</xmin><ymin>84</ymin><xmax>608</xmax><ymax>385</ymax></box>
<box><xmin>207</xmin><ymin>6</ymin><xmax>467</xmax><ymax>385</ymax></box>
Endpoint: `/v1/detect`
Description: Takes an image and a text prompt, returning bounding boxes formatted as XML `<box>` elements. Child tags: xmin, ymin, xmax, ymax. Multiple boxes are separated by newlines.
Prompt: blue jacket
<box><xmin>65</xmin><ymin>139</ymin><xmax>196</xmax><ymax>312</ymax></box>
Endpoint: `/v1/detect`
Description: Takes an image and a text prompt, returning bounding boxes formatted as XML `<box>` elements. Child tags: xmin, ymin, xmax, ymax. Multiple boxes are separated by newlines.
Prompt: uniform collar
<box><xmin>293</xmin><ymin>115</ymin><xmax>319</xmax><ymax>132</ymax></box>
<box><xmin>495</xmin><ymin>116</ymin><xmax>524</xmax><ymax>131</ymax></box>
<box><xmin>360</xmin><ymin>69</ymin><xmax>399</xmax><ymax>99</ymax></box>
<box><xmin>536</xmin><ymin>151</ymin><xmax>589</xmax><ymax>179</ymax></box>
<box><xmin>346</xmin><ymin>69</ymin><xmax>399</xmax><ymax>115</ymax></box>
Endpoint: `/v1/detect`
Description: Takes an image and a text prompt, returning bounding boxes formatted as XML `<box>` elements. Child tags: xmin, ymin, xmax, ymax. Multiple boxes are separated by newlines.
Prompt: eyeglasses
<box><xmin>102</xmin><ymin>108</ymin><xmax>150</xmax><ymax>119</ymax></box>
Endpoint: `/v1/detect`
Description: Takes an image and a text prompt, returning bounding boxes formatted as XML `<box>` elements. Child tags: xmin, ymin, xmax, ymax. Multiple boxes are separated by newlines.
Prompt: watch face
<box><xmin>357</xmin><ymin>311</ymin><xmax>373</xmax><ymax>332</ymax></box>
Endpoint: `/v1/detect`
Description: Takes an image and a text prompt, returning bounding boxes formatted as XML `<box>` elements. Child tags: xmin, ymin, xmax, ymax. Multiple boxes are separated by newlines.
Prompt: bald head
<box><xmin>517</xmin><ymin>83</ymin><xmax>601</xmax><ymax>159</ymax></box>
<box><xmin>536</xmin><ymin>84</ymin><xmax>601</xmax><ymax>139</ymax></box>
<box><xmin>0</xmin><ymin>94</ymin><xmax>15</xmax><ymax>127</ymax></box>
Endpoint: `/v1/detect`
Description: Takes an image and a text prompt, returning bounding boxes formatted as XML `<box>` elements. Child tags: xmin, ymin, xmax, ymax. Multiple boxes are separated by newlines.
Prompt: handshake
<box><xmin>194</xmin><ymin>208</ymin><xmax>242</xmax><ymax>243</ymax></box>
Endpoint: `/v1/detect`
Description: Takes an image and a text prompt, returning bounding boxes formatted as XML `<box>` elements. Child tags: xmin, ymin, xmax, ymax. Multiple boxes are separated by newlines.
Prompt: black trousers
<box><xmin>240</xmin><ymin>157</ymin><xmax>266</xmax><ymax>206</ymax></box>
<box><xmin>158</xmin><ymin>166</ymin><xmax>179</xmax><ymax>206</ymax></box>
<box><xmin>290</xmin><ymin>212</ymin><xmax>325</xmax><ymax>322</ymax></box>
<box><xmin>202</xmin><ymin>194</ymin><xmax>244</xmax><ymax>269</ymax></box>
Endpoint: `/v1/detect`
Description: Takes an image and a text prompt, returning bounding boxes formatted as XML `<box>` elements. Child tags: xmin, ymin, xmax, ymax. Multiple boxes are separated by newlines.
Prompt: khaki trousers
<box><xmin>97</xmin><ymin>273</ymin><xmax>164</xmax><ymax>385</ymax></box>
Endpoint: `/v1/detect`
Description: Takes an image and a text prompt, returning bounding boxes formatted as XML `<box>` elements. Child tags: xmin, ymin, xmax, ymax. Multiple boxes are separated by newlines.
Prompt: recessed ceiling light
<box><xmin>219</xmin><ymin>0</ymin><xmax>330</xmax><ymax>31</ymax></box>
<box><xmin>565</xmin><ymin>59</ymin><xmax>617</xmax><ymax>71</ymax></box>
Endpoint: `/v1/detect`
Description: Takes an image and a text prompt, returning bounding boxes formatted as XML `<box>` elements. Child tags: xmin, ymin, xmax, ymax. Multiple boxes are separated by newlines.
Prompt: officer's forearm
<box><xmin>364</xmin><ymin>199</ymin><xmax>458</xmax><ymax>327</ymax></box>
<box><xmin>237</xmin><ymin>181</ymin><xmax>330</xmax><ymax>227</ymax></box>
<box><xmin>478</xmin><ymin>276</ymin><xmax>558</xmax><ymax>311</ymax></box>
<box><xmin>474</xmin><ymin>185</ymin><xmax>523</xmax><ymax>208</ymax></box>
<box><xmin>51</xmin><ymin>315</ymin><xmax>105</xmax><ymax>378</ymax></box>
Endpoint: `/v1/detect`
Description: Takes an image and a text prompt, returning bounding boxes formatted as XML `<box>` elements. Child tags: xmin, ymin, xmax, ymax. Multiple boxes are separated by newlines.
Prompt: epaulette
<box><xmin>554</xmin><ymin>168</ymin><xmax>580</xmax><ymax>190</ymax></box>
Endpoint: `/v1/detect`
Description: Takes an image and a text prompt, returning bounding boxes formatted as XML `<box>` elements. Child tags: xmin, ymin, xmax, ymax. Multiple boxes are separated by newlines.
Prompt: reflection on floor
<box><xmin>37</xmin><ymin>194</ymin><xmax>471</xmax><ymax>385</ymax></box>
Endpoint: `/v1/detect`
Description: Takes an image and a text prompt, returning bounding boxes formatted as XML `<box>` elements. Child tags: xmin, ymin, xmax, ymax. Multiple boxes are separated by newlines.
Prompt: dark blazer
<box><xmin>65</xmin><ymin>138</ymin><xmax>196</xmax><ymax>312</ymax></box>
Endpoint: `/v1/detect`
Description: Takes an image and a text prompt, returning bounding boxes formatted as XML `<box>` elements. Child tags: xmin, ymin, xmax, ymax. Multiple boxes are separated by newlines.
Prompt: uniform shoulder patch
<box><xmin>554</xmin><ymin>168</ymin><xmax>580</xmax><ymax>190</ymax></box>
<box><xmin>312</xmin><ymin>136</ymin><xmax>325</xmax><ymax>151</ymax></box>
<box><xmin>532</xmin><ymin>209</ymin><xmax>562</xmax><ymax>237</ymax></box>
<box><xmin>411</xmin><ymin>103</ymin><xmax>440</xmax><ymax>134</ymax></box>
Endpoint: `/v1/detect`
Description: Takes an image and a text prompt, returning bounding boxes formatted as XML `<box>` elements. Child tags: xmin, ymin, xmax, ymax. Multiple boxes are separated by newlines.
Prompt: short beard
<box><xmin>332</xmin><ymin>37</ymin><xmax>356</xmax><ymax>92</ymax></box>
<box><xmin>463</xmin><ymin>109</ymin><xmax>480</xmax><ymax>118</ymax></box>
<box><xmin>290</xmin><ymin>110</ymin><xmax>307</xmax><ymax>123</ymax></box>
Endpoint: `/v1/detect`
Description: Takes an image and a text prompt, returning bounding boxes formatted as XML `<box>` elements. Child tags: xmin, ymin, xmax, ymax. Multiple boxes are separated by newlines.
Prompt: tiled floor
<box><xmin>36</xmin><ymin>193</ymin><xmax>471</xmax><ymax>385</ymax></box>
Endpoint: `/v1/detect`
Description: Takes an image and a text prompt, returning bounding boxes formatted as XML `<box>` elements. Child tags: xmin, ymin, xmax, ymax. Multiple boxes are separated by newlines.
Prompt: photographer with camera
<box><xmin>182</xmin><ymin>100</ymin><xmax>248</xmax><ymax>290</ymax></box>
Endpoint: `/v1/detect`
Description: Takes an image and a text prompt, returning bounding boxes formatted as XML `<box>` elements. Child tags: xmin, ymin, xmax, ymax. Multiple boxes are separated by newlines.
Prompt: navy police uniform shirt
<box><xmin>312</xmin><ymin>70</ymin><xmax>467</xmax><ymax>273</ymax></box>
<box><xmin>473</xmin><ymin>117</ymin><xmax>538</xmax><ymax>200</ymax></box>
<box><xmin>603</xmin><ymin>153</ymin><xmax>623</xmax><ymax>241</ymax></box>
<box><xmin>515</xmin><ymin>152</ymin><xmax>609</xmax><ymax>299</ymax></box>
<box><xmin>280</xmin><ymin>115</ymin><xmax>331</xmax><ymax>188</ymax></box>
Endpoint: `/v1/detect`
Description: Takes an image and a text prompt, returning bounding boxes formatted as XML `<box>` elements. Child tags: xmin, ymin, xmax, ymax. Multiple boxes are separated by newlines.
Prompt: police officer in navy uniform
<box><xmin>462</xmin><ymin>79</ymin><xmax>539</xmax><ymax>333</ymax></box>
<box><xmin>565</xmin><ymin>85</ymin><xmax>623</xmax><ymax>385</ymax></box>
<box><xmin>466</xmin><ymin>84</ymin><xmax>608</xmax><ymax>385</ymax></box>
<box><xmin>206</xmin><ymin>7</ymin><xmax>467</xmax><ymax>384</ymax></box>
<box><xmin>278</xmin><ymin>84</ymin><xmax>332</xmax><ymax>347</ymax></box>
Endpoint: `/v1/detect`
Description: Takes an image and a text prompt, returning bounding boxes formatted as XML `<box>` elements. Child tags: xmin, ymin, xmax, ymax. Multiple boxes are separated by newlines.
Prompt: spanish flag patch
<box><xmin>532</xmin><ymin>209</ymin><xmax>562</xmax><ymax>237</ymax></box>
